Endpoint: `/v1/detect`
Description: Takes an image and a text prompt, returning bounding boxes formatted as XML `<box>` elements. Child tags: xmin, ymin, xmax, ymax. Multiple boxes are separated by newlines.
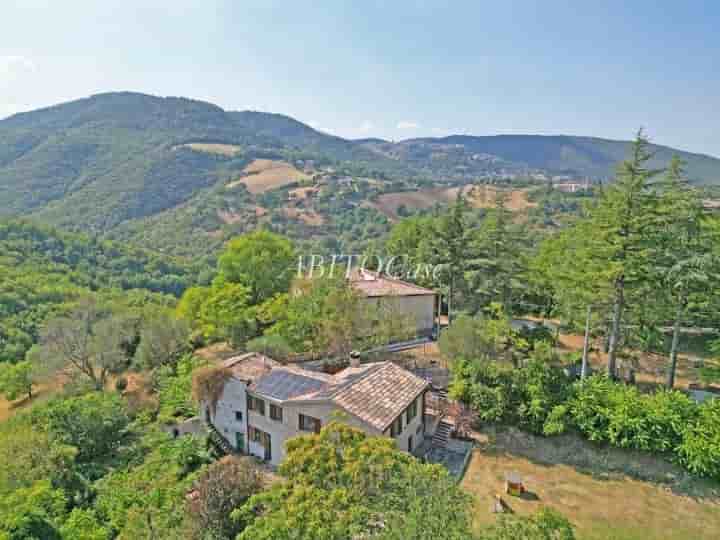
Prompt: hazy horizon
<box><xmin>3</xmin><ymin>1</ymin><xmax>718</xmax><ymax>156</ymax></box>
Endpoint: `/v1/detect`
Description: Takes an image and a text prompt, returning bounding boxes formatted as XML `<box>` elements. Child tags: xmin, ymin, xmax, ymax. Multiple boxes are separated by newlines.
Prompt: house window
<box><xmin>247</xmin><ymin>395</ymin><xmax>265</xmax><ymax>415</ymax></box>
<box><xmin>248</xmin><ymin>426</ymin><xmax>262</xmax><ymax>443</ymax></box>
<box><xmin>299</xmin><ymin>414</ymin><xmax>321</xmax><ymax>433</ymax></box>
<box><xmin>270</xmin><ymin>404</ymin><xmax>283</xmax><ymax>422</ymax></box>
<box><xmin>235</xmin><ymin>411</ymin><xmax>243</xmax><ymax>422</ymax></box>
<box><xmin>389</xmin><ymin>415</ymin><xmax>403</xmax><ymax>437</ymax></box>
<box><xmin>406</xmin><ymin>397</ymin><xmax>418</xmax><ymax>424</ymax></box>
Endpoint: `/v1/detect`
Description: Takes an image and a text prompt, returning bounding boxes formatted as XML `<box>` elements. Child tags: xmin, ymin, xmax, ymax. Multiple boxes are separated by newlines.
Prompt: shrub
<box><xmin>157</xmin><ymin>355</ymin><xmax>205</xmax><ymax>423</ymax></box>
<box><xmin>478</xmin><ymin>507</ymin><xmax>575</xmax><ymax>540</ymax></box>
<box><xmin>452</xmin><ymin>357</ymin><xmax>570</xmax><ymax>434</ymax></box>
<box><xmin>513</xmin><ymin>358</ymin><xmax>571</xmax><ymax>434</ymax></box>
<box><xmin>677</xmin><ymin>398</ymin><xmax>720</xmax><ymax>480</ymax></box>
<box><xmin>187</xmin><ymin>456</ymin><xmax>263</xmax><ymax>540</ymax></box>
<box><xmin>470</xmin><ymin>384</ymin><xmax>508</xmax><ymax>423</ymax></box>
<box><xmin>568</xmin><ymin>377</ymin><xmax>698</xmax><ymax>453</ymax></box>
<box><xmin>246</xmin><ymin>335</ymin><xmax>292</xmax><ymax>361</ymax></box>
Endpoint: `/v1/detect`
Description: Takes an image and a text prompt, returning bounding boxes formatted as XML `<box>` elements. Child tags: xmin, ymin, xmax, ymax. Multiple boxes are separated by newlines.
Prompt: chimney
<box><xmin>349</xmin><ymin>351</ymin><xmax>361</xmax><ymax>368</ymax></box>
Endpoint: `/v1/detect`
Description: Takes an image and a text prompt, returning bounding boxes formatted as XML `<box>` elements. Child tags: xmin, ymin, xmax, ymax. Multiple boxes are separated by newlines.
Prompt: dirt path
<box><xmin>0</xmin><ymin>378</ymin><xmax>64</xmax><ymax>422</ymax></box>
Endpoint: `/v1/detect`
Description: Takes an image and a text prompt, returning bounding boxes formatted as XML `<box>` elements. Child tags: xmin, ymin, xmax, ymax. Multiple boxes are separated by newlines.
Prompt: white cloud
<box><xmin>396</xmin><ymin>120</ymin><xmax>419</xmax><ymax>130</ymax></box>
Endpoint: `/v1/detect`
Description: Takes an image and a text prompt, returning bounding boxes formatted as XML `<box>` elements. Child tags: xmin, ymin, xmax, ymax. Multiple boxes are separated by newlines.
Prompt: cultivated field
<box><xmin>227</xmin><ymin>159</ymin><xmax>310</xmax><ymax>194</ymax></box>
<box><xmin>463</xmin><ymin>427</ymin><xmax>720</xmax><ymax>540</ymax></box>
<box><xmin>370</xmin><ymin>185</ymin><xmax>536</xmax><ymax>219</ymax></box>
<box><xmin>178</xmin><ymin>143</ymin><xmax>243</xmax><ymax>156</ymax></box>
<box><xmin>282</xmin><ymin>207</ymin><xmax>324</xmax><ymax>226</ymax></box>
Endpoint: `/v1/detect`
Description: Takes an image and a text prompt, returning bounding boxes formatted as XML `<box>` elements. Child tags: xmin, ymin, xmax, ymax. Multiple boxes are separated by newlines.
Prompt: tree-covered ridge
<box><xmin>1</xmin><ymin>91</ymin><xmax>719</xmax><ymax>250</ymax></box>
<box><xmin>0</xmin><ymin>220</ymin><xmax>197</xmax><ymax>295</ymax></box>
<box><xmin>0</xmin><ymin>220</ymin><xmax>198</xmax><ymax>362</ymax></box>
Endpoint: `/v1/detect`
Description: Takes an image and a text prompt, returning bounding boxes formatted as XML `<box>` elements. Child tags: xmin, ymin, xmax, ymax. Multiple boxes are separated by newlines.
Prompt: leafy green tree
<box><xmin>374</xmin><ymin>461</ymin><xmax>475</xmax><ymax>540</ymax></box>
<box><xmin>0</xmin><ymin>481</ymin><xmax>66</xmax><ymax>540</ymax></box>
<box><xmin>59</xmin><ymin>509</ymin><xmax>110</xmax><ymax>540</ymax></box>
<box><xmin>363</xmin><ymin>298</ymin><xmax>417</xmax><ymax>349</ymax></box>
<box><xmin>383</xmin><ymin>215</ymin><xmax>436</xmax><ymax>286</ymax></box>
<box><xmin>94</xmin><ymin>433</ymin><xmax>206</xmax><ymax>539</ymax></box>
<box><xmin>34</xmin><ymin>392</ymin><xmax>130</xmax><ymax>462</ymax></box>
<box><xmin>134</xmin><ymin>310</ymin><xmax>190</xmax><ymax>371</ymax></box>
<box><xmin>156</xmin><ymin>355</ymin><xmax>206</xmax><ymax>423</ymax></box>
<box><xmin>236</xmin><ymin>422</ymin><xmax>475</xmax><ymax>540</ymax></box>
<box><xmin>199</xmin><ymin>283</ymin><xmax>256</xmax><ymax>347</ymax></box>
<box><xmin>0</xmin><ymin>361</ymin><xmax>34</xmax><ymax>401</ymax></box>
<box><xmin>0</xmin><ymin>416</ymin><xmax>76</xmax><ymax>496</ymax></box>
<box><xmin>268</xmin><ymin>277</ymin><xmax>364</xmax><ymax>356</ymax></box>
<box><xmin>218</xmin><ymin>231</ymin><xmax>296</xmax><ymax>305</ymax></box>
<box><xmin>439</xmin><ymin>310</ymin><xmax>514</xmax><ymax>365</ymax></box>
<box><xmin>176</xmin><ymin>286</ymin><xmax>211</xmax><ymax>329</ymax></box>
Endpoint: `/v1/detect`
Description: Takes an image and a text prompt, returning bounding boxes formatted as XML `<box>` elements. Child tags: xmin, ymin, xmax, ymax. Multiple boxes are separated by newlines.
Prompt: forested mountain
<box><xmin>371</xmin><ymin>134</ymin><xmax>720</xmax><ymax>184</ymax></box>
<box><xmin>1</xmin><ymin>91</ymin><xmax>719</xmax><ymax>257</ymax></box>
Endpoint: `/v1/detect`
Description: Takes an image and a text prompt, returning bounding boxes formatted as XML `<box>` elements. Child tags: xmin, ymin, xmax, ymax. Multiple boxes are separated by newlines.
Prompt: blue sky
<box><xmin>2</xmin><ymin>1</ymin><xmax>719</xmax><ymax>156</ymax></box>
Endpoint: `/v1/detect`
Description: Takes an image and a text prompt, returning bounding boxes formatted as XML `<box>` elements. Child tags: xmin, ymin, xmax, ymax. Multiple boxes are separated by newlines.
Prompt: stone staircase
<box><xmin>432</xmin><ymin>419</ymin><xmax>453</xmax><ymax>448</ymax></box>
<box><xmin>206</xmin><ymin>422</ymin><xmax>234</xmax><ymax>458</ymax></box>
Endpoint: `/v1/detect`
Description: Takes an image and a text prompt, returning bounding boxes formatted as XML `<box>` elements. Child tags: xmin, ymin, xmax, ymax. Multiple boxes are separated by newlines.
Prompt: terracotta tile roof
<box><xmin>222</xmin><ymin>353</ymin><xmax>280</xmax><ymax>382</ymax></box>
<box><xmin>246</xmin><ymin>358</ymin><xmax>429</xmax><ymax>431</ymax></box>
<box><xmin>348</xmin><ymin>269</ymin><xmax>437</xmax><ymax>297</ymax></box>
<box><xmin>328</xmin><ymin>362</ymin><xmax>429</xmax><ymax>431</ymax></box>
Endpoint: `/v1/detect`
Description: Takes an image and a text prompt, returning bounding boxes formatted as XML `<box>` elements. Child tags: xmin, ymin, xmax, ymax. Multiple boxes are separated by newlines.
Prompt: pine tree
<box><xmin>535</xmin><ymin>131</ymin><xmax>662</xmax><ymax>377</ymax></box>
<box><xmin>652</xmin><ymin>156</ymin><xmax>715</xmax><ymax>387</ymax></box>
<box><xmin>590</xmin><ymin>131</ymin><xmax>663</xmax><ymax>376</ymax></box>
<box><xmin>469</xmin><ymin>190</ymin><xmax>526</xmax><ymax>312</ymax></box>
<box><xmin>433</xmin><ymin>193</ymin><xmax>472</xmax><ymax>323</ymax></box>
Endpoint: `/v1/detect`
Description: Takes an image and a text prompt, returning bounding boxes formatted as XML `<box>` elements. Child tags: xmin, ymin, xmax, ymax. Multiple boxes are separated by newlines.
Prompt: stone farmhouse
<box><xmin>203</xmin><ymin>352</ymin><xmax>430</xmax><ymax>466</ymax></box>
<box><xmin>348</xmin><ymin>269</ymin><xmax>439</xmax><ymax>339</ymax></box>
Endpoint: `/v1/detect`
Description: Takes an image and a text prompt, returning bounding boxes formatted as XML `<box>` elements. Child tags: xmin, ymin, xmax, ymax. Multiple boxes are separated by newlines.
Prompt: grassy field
<box><xmin>227</xmin><ymin>159</ymin><xmax>310</xmax><ymax>194</ymax></box>
<box><xmin>463</xmin><ymin>427</ymin><xmax>720</xmax><ymax>540</ymax></box>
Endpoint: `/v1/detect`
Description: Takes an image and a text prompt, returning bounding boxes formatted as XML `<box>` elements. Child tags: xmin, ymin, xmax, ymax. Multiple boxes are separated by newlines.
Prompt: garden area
<box><xmin>462</xmin><ymin>427</ymin><xmax>720</xmax><ymax>540</ymax></box>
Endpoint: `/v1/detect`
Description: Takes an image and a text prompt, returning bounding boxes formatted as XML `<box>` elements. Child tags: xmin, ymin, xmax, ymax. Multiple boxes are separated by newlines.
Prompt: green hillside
<box><xmin>0</xmin><ymin>220</ymin><xmax>199</xmax><ymax>362</ymax></box>
<box><xmin>1</xmin><ymin>91</ymin><xmax>719</xmax><ymax>251</ymax></box>
<box><xmin>400</xmin><ymin>134</ymin><xmax>720</xmax><ymax>184</ymax></box>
